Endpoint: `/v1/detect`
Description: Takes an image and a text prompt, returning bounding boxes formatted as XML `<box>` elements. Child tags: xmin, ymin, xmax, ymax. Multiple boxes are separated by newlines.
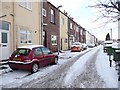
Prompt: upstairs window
<box><xmin>50</xmin><ymin>9</ymin><xmax>55</xmax><ymax>23</ymax></box>
<box><xmin>42</xmin><ymin>8</ymin><xmax>46</xmax><ymax>17</ymax></box>
<box><xmin>76</xmin><ymin>26</ymin><xmax>79</xmax><ymax>32</ymax></box>
<box><xmin>19</xmin><ymin>0</ymin><xmax>32</xmax><ymax>10</ymax></box>
<box><xmin>61</xmin><ymin>17</ymin><xmax>64</xmax><ymax>25</ymax></box>
<box><xmin>70</xmin><ymin>23</ymin><xmax>73</xmax><ymax>29</ymax></box>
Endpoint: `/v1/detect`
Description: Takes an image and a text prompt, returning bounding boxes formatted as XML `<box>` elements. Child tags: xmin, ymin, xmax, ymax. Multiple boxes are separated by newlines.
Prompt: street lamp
<box><xmin>110</xmin><ymin>28</ymin><xmax>112</xmax><ymax>40</ymax></box>
<box><xmin>57</xmin><ymin>5</ymin><xmax>62</xmax><ymax>9</ymax></box>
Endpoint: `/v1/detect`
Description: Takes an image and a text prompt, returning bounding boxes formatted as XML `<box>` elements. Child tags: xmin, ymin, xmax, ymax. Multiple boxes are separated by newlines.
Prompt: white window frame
<box><xmin>81</xmin><ymin>29</ymin><xmax>83</xmax><ymax>35</ymax></box>
<box><xmin>70</xmin><ymin>23</ymin><xmax>73</xmax><ymax>29</ymax></box>
<box><xmin>20</xmin><ymin>29</ymin><xmax>32</xmax><ymax>44</ymax></box>
<box><xmin>61</xmin><ymin>17</ymin><xmax>64</xmax><ymax>25</ymax></box>
<box><xmin>51</xmin><ymin>35</ymin><xmax>57</xmax><ymax>45</ymax></box>
<box><xmin>42</xmin><ymin>8</ymin><xmax>47</xmax><ymax>17</ymax></box>
<box><xmin>50</xmin><ymin>9</ymin><xmax>55</xmax><ymax>23</ymax></box>
<box><xmin>76</xmin><ymin>26</ymin><xmax>79</xmax><ymax>32</ymax></box>
<box><xmin>19</xmin><ymin>0</ymin><xmax>32</xmax><ymax>10</ymax></box>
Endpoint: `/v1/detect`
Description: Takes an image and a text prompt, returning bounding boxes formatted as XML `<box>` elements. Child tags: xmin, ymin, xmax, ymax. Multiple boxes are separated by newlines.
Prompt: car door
<box><xmin>41</xmin><ymin>47</ymin><xmax>54</xmax><ymax>65</ymax></box>
<box><xmin>33</xmin><ymin>48</ymin><xmax>45</xmax><ymax>67</ymax></box>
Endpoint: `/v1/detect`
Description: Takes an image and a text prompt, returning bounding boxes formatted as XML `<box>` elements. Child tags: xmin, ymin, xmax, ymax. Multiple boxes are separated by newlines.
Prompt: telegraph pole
<box><xmin>110</xmin><ymin>28</ymin><xmax>112</xmax><ymax>40</ymax></box>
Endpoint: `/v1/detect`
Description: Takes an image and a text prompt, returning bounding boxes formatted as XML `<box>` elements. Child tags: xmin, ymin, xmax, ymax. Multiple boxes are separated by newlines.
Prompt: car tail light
<box><xmin>13</xmin><ymin>58</ymin><xmax>21</xmax><ymax>61</ymax></box>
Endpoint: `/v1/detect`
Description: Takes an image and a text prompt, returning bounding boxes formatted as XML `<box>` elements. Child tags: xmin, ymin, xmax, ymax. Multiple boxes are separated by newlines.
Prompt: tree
<box><xmin>90</xmin><ymin>0</ymin><xmax>120</xmax><ymax>23</ymax></box>
<box><xmin>105</xmin><ymin>33</ymin><xmax>111</xmax><ymax>40</ymax></box>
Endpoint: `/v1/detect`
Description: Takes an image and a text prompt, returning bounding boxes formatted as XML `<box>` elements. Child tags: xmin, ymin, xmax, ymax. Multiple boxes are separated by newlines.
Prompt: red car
<box><xmin>9</xmin><ymin>45</ymin><xmax>58</xmax><ymax>73</ymax></box>
<box><xmin>71</xmin><ymin>42</ymin><xmax>82</xmax><ymax>52</ymax></box>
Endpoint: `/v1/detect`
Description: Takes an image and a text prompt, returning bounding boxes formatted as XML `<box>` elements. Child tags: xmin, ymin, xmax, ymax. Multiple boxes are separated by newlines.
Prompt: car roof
<box><xmin>18</xmin><ymin>45</ymin><xmax>44</xmax><ymax>50</ymax></box>
<box><xmin>104</xmin><ymin>40</ymin><xmax>113</xmax><ymax>43</ymax></box>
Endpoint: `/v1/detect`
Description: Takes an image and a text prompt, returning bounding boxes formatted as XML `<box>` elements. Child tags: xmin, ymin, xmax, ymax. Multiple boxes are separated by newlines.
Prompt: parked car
<box><xmin>8</xmin><ymin>45</ymin><xmax>58</xmax><ymax>73</ymax></box>
<box><xmin>71</xmin><ymin>42</ymin><xmax>82</xmax><ymax>52</ymax></box>
<box><xmin>82</xmin><ymin>43</ymin><xmax>87</xmax><ymax>50</ymax></box>
<box><xmin>103</xmin><ymin>40</ymin><xmax>113</xmax><ymax>53</ymax></box>
<box><xmin>87</xmin><ymin>43</ymin><xmax>95</xmax><ymax>48</ymax></box>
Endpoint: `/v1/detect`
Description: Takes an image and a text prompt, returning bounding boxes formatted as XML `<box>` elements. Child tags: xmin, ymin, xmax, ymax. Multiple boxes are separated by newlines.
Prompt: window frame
<box><xmin>51</xmin><ymin>35</ymin><xmax>57</xmax><ymax>45</ymax></box>
<box><xmin>19</xmin><ymin>29</ymin><xmax>32</xmax><ymax>44</ymax></box>
<box><xmin>41</xmin><ymin>47</ymin><xmax>51</xmax><ymax>55</ymax></box>
<box><xmin>42</xmin><ymin>8</ymin><xmax>47</xmax><ymax>17</ymax></box>
<box><xmin>50</xmin><ymin>9</ymin><xmax>55</xmax><ymax>23</ymax></box>
<box><xmin>70</xmin><ymin>23</ymin><xmax>73</xmax><ymax>29</ymax></box>
<box><xmin>34</xmin><ymin>48</ymin><xmax>43</xmax><ymax>56</ymax></box>
<box><xmin>61</xmin><ymin>17</ymin><xmax>64</xmax><ymax>25</ymax></box>
<box><xmin>19</xmin><ymin>0</ymin><xmax>32</xmax><ymax>10</ymax></box>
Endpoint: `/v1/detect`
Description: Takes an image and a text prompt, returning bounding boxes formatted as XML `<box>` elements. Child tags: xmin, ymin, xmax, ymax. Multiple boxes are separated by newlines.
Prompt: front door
<box><xmin>0</xmin><ymin>21</ymin><xmax>10</xmax><ymax>61</ymax></box>
<box><xmin>43</xmin><ymin>30</ymin><xmax>47</xmax><ymax>47</ymax></box>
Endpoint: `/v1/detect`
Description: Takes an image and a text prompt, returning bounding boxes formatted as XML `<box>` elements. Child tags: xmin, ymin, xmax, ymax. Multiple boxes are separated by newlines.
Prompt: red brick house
<box><xmin>42</xmin><ymin>1</ymin><xmax>60</xmax><ymax>52</ymax></box>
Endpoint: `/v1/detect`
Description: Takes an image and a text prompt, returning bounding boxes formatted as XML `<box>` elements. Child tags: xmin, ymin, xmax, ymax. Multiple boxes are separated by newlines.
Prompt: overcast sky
<box><xmin>48</xmin><ymin>0</ymin><xmax>118</xmax><ymax>41</ymax></box>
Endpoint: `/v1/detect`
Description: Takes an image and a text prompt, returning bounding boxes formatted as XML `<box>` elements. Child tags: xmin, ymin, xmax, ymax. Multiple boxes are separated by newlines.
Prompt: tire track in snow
<box><xmin>18</xmin><ymin>50</ymin><xmax>92</xmax><ymax>88</ymax></box>
<box><xmin>72</xmin><ymin>49</ymin><xmax>106</xmax><ymax>88</ymax></box>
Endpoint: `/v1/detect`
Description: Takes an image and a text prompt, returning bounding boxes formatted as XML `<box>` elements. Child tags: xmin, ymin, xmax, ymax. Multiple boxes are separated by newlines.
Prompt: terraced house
<box><xmin>0</xmin><ymin>0</ymin><xmax>97</xmax><ymax>61</ymax></box>
<box><xmin>0</xmin><ymin>1</ymin><xmax>42</xmax><ymax>60</ymax></box>
<box><xmin>42</xmin><ymin>1</ymin><xmax>60</xmax><ymax>52</ymax></box>
<box><xmin>59</xmin><ymin>11</ymin><xmax>68</xmax><ymax>51</ymax></box>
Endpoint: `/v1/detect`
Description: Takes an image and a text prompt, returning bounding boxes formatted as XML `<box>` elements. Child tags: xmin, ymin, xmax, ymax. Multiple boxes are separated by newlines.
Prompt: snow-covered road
<box><xmin>0</xmin><ymin>45</ymin><xmax>119</xmax><ymax>89</ymax></box>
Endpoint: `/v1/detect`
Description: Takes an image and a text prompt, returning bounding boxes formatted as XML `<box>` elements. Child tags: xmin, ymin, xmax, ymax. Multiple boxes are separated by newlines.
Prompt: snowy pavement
<box><xmin>0</xmin><ymin>45</ymin><xmax>119</xmax><ymax>89</ymax></box>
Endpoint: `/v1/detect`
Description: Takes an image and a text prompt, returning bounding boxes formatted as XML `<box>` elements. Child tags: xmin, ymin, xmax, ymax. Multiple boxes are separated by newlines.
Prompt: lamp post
<box><xmin>57</xmin><ymin>5</ymin><xmax>62</xmax><ymax>9</ymax></box>
<box><xmin>110</xmin><ymin>28</ymin><xmax>112</xmax><ymax>40</ymax></box>
<box><xmin>57</xmin><ymin>5</ymin><xmax>62</xmax><ymax>54</ymax></box>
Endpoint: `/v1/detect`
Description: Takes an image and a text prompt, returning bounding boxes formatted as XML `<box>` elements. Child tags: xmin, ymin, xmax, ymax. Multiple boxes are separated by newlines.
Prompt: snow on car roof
<box><xmin>104</xmin><ymin>40</ymin><xmax>113</xmax><ymax>44</ymax></box>
<box><xmin>18</xmin><ymin>45</ymin><xmax>44</xmax><ymax>50</ymax></box>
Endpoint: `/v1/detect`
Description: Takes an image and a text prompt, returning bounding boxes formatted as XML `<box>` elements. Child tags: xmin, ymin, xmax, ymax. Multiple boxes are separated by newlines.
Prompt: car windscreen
<box><xmin>12</xmin><ymin>48</ymin><xmax>31</xmax><ymax>56</ymax></box>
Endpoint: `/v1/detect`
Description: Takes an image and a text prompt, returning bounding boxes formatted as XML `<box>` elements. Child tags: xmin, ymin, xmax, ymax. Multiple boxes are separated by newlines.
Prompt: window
<box><xmin>12</xmin><ymin>49</ymin><xmax>30</xmax><ymax>56</ymax></box>
<box><xmin>42</xmin><ymin>8</ymin><xmax>46</xmax><ymax>17</ymax></box>
<box><xmin>20</xmin><ymin>29</ymin><xmax>32</xmax><ymax>44</ymax></box>
<box><xmin>70</xmin><ymin>23</ymin><xmax>73</xmax><ymax>29</ymax></box>
<box><xmin>81</xmin><ymin>29</ymin><xmax>83</xmax><ymax>35</ymax></box>
<box><xmin>34</xmin><ymin>48</ymin><xmax>43</xmax><ymax>56</ymax></box>
<box><xmin>51</xmin><ymin>35</ymin><xmax>57</xmax><ymax>45</ymax></box>
<box><xmin>76</xmin><ymin>26</ymin><xmax>79</xmax><ymax>32</ymax></box>
<box><xmin>64</xmin><ymin>38</ymin><xmax>67</xmax><ymax>43</ymax></box>
<box><xmin>0</xmin><ymin>21</ymin><xmax>9</xmax><ymax>30</ymax></box>
<box><xmin>2</xmin><ymin>32</ymin><xmax>7</xmax><ymax>43</ymax></box>
<box><xmin>19</xmin><ymin>0</ymin><xmax>32</xmax><ymax>10</ymax></box>
<box><xmin>42</xmin><ymin>47</ymin><xmax>51</xmax><ymax>55</ymax></box>
<box><xmin>74</xmin><ymin>25</ymin><xmax>76</xmax><ymax>30</ymax></box>
<box><xmin>61</xmin><ymin>17</ymin><xmax>64</xmax><ymax>25</ymax></box>
<box><xmin>50</xmin><ymin>9</ymin><xmax>55</xmax><ymax>23</ymax></box>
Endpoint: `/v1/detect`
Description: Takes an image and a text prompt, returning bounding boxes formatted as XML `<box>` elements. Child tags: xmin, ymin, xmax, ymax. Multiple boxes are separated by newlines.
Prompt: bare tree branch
<box><xmin>88</xmin><ymin>0</ymin><xmax>120</xmax><ymax>23</ymax></box>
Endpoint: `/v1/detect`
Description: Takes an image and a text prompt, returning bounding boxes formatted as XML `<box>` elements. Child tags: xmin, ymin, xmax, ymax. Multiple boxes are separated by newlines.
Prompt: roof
<box><xmin>18</xmin><ymin>45</ymin><xmax>44</xmax><ymax>50</ymax></box>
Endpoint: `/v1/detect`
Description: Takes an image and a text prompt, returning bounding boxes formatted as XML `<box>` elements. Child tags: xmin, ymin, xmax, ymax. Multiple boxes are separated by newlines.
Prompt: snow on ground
<box><xmin>0</xmin><ymin>48</ymin><xmax>92</xmax><ymax>88</ymax></box>
<box><xmin>63</xmin><ymin>46</ymin><xmax>100</xmax><ymax>87</ymax></box>
<box><xmin>96</xmin><ymin>46</ymin><xmax>118</xmax><ymax>88</ymax></box>
<box><xmin>0</xmin><ymin>46</ymin><xmax>119</xmax><ymax>88</ymax></box>
<box><xmin>58</xmin><ymin>48</ymin><xmax>92</xmax><ymax>64</ymax></box>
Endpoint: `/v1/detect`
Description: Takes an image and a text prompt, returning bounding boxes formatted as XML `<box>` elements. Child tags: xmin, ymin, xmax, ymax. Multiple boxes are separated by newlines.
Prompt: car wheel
<box><xmin>31</xmin><ymin>63</ymin><xmax>39</xmax><ymax>73</ymax></box>
<box><xmin>54</xmin><ymin>57</ymin><xmax>58</xmax><ymax>64</ymax></box>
